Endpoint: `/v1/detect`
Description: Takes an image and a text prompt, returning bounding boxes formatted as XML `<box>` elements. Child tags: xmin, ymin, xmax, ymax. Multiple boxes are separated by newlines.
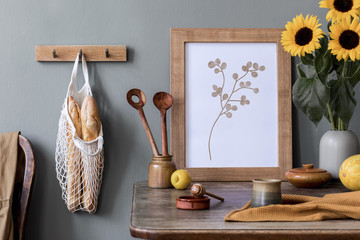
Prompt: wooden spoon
<box><xmin>127</xmin><ymin>89</ymin><xmax>160</xmax><ymax>157</ymax></box>
<box><xmin>153</xmin><ymin>92</ymin><xmax>173</xmax><ymax>156</ymax></box>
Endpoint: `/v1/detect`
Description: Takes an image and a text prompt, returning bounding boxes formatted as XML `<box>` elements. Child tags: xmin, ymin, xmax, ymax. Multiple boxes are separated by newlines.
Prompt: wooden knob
<box><xmin>191</xmin><ymin>183</ymin><xmax>224</xmax><ymax>202</ymax></box>
<box><xmin>303</xmin><ymin>164</ymin><xmax>314</xmax><ymax>169</ymax></box>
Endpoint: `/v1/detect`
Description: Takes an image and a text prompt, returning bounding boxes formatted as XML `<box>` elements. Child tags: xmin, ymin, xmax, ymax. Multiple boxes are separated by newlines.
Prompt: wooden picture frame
<box><xmin>171</xmin><ymin>28</ymin><xmax>292</xmax><ymax>181</ymax></box>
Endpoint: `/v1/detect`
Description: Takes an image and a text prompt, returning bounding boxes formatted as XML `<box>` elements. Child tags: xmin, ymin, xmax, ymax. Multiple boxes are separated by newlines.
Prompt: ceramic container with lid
<box><xmin>285</xmin><ymin>164</ymin><xmax>331</xmax><ymax>188</ymax></box>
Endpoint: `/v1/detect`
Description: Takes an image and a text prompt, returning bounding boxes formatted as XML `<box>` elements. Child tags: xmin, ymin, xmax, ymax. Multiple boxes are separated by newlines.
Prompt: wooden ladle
<box><xmin>127</xmin><ymin>89</ymin><xmax>160</xmax><ymax>157</ymax></box>
<box><xmin>153</xmin><ymin>92</ymin><xmax>173</xmax><ymax>156</ymax></box>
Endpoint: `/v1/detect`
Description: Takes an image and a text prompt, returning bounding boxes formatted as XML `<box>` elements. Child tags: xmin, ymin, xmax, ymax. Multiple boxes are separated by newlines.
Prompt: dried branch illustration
<box><xmin>208</xmin><ymin>58</ymin><xmax>265</xmax><ymax>160</ymax></box>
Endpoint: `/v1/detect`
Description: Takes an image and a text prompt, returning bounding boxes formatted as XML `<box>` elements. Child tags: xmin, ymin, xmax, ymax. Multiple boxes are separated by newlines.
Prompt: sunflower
<box><xmin>319</xmin><ymin>0</ymin><xmax>360</xmax><ymax>22</ymax></box>
<box><xmin>281</xmin><ymin>14</ymin><xmax>324</xmax><ymax>57</ymax></box>
<box><xmin>329</xmin><ymin>18</ymin><xmax>360</xmax><ymax>61</ymax></box>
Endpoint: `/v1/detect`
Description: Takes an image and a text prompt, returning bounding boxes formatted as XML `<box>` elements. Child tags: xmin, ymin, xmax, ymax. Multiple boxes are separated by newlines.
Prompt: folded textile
<box><xmin>0</xmin><ymin>132</ymin><xmax>19</xmax><ymax>240</ymax></box>
<box><xmin>225</xmin><ymin>191</ymin><xmax>360</xmax><ymax>222</ymax></box>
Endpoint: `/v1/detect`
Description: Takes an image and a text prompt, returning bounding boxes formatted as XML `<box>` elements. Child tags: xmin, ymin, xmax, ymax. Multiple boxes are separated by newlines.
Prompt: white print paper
<box><xmin>185</xmin><ymin>43</ymin><xmax>278</xmax><ymax>168</ymax></box>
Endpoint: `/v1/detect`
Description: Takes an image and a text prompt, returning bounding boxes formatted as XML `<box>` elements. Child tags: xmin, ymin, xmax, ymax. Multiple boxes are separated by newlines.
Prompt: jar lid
<box><xmin>289</xmin><ymin>164</ymin><xmax>327</xmax><ymax>173</ymax></box>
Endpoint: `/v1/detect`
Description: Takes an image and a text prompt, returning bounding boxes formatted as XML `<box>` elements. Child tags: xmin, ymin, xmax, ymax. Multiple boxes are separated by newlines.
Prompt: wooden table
<box><xmin>130</xmin><ymin>181</ymin><xmax>360</xmax><ymax>240</ymax></box>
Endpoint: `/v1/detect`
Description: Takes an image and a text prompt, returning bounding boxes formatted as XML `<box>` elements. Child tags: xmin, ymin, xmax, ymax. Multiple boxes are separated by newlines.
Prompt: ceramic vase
<box><xmin>319</xmin><ymin>130</ymin><xmax>360</xmax><ymax>178</ymax></box>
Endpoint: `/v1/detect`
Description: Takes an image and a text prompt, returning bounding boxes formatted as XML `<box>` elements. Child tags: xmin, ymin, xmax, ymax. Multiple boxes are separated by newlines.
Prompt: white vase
<box><xmin>319</xmin><ymin>130</ymin><xmax>360</xmax><ymax>178</ymax></box>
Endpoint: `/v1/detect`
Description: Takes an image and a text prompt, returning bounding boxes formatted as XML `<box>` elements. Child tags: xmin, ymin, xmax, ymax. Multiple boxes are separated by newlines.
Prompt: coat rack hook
<box><xmin>35</xmin><ymin>45</ymin><xmax>127</xmax><ymax>61</ymax></box>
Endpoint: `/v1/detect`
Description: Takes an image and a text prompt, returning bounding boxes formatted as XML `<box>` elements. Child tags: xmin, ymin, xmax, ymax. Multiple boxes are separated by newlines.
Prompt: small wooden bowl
<box><xmin>176</xmin><ymin>196</ymin><xmax>210</xmax><ymax>210</ymax></box>
<box><xmin>286</xmin><ymin>164</ymin><xmax>331</xmax><ymax>188</ymax></box>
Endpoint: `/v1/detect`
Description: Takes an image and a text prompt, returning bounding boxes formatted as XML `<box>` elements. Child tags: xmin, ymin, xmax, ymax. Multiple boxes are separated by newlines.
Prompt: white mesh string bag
<box><xmin>55</xmin><ymin>53</ymin><xmax>104</xmax><ymax>213</ymax></box>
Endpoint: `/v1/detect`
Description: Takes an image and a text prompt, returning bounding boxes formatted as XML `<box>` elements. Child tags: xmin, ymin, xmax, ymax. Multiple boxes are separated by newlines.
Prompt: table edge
<box><xmin>130</xmin><ymin>224</ymin><xmax>360</xmax><ymax>240</ymax></box>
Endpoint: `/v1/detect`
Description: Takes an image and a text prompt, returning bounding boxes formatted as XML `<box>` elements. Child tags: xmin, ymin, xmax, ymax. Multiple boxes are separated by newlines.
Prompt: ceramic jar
<box><xmin>319</xmin><ymin>130</ymin><xmax>359</xmax><ymax>178</ymax></box>
<box><xmin>286</xmin><ymin>164</ymin><xmax>331</xmax><ymax>188</ymax></box>
<box><xmin>251</xmin><ymin>179</ymin><xmax>282</xmax><ymax>208</ymax></box>
<box><xmin>148</xmin><ymin>155</ymin><xmax>176</xmax><ymax>188</ymax></box>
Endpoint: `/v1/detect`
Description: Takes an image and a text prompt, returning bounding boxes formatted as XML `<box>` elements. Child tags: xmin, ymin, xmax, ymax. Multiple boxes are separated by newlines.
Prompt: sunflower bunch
<box><xmin>281</xmin><ymin>0</ymin><xmax>360</xmax><ymax>130</ymax></box>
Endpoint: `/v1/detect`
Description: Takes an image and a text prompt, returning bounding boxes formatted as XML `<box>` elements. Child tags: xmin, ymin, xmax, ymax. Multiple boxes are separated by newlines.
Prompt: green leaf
<box><xmin>316</xmin><ymin>36</ymin><xmax>328</xmax><ymax>55</ymax></box>
<box><xmin>301</xmin><ymin>53</ymin><xmax>314</xmax><ymax>65</ymax></box>
<box><xmin>292</xmin><ymin>76</ymin><xmax>330</xmax><ymax>126</ymax></box>
<box><xmin>333</xmin><ymin>57</ymin><xmax>344</xmax><ymax>75</ymax></box>
<box><xmin>328</xmin><ymin>77</ymin><xmax>357</xmax><ymax>129</ymax></box>
<box><xmin>307</xmin><ymin>65</ymin><xmax>317</xmax><ymax>78</ymax></box>
<box><xmin>297</xmin><ymin>64</ymin><xmax>306</xmax><ymax>78</ymax></box>
<box><xmin>314</xmin><ymin>50</ymin><xmax>333</xmax><ymax>83</ymax></box>
<box><xmin>348</xmin><ymin>60</ymin><xmax>360</xmax><ymax>87</ymax></box>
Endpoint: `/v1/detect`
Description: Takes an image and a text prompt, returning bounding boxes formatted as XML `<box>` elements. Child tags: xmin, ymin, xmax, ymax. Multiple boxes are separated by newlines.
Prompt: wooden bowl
<box><xmin>286</xmin><ymin>164</ymin><xmax>331</xmax><ymax>188</ymax></box>
<box><xmin>176</xmin><ymin>196</ymin><xmax>210</xmax><ymax>210</ymax></box>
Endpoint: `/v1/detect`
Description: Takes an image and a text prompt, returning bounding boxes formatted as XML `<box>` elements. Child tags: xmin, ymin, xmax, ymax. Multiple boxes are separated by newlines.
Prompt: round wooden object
<box><xmin>286</xmin><ymin>164</ymin><xmax>331</xmax><ymax>188</ymax></box>
<box><xmin>176</xmin><ymin>196</ymin><xmax>210</xmax><ymax>210</ymax></box>
<box><xmin>153</xmin><ymin>92</ymin><xmax>173</xmax><ymax>111</ymax></box>
<box><xmin>191</xmin><ymin>183</ymin><xmax>206</xmax><ymax>198</ymax></box>
<box><xmin>191</xmin><ymin>183</ymin><xmax>224</xmax><ymax>202</ymax></box>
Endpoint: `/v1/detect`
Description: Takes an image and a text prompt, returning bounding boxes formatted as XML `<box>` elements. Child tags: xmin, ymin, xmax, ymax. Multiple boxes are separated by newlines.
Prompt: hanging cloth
<box><xmin>0</xmin><ymin>132</ymin><xmax>19</xmax><ymax>240</ymax></box>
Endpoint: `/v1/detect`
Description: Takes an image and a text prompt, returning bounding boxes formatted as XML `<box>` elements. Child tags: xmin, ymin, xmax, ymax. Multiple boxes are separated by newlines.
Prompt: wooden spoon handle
<box><xmin>138</xmin><ymin>109</ymin><xmax>160</xmax><ymax>156</ymax></box>
<box><xmin>161</xmin><ymin>111</ymin><xmax>168</xmax><ymax>156</ymax></box>
<box><xmin>205</xmin><ymin>191</ymin><xmax>224</xmax><ymax>202</ymax></box>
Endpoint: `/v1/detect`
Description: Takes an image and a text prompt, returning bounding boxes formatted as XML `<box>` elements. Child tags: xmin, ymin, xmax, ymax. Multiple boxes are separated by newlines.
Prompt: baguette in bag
<box><xmin>81</xmin><ymin>95</ymin><xmax>101</xmax><ymax>213</ymax></box>
<box><xmin>66</xmin><ymin>96</ymin><xmax>82</xmax><ymax>212</ymax></box>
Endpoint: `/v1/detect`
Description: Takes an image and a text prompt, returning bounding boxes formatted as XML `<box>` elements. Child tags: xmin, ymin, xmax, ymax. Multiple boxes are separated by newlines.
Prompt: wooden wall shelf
<box><xmin>35</xmin><ymin>45</ymin><xmax>127</xmax><ymax>62</ymax></box>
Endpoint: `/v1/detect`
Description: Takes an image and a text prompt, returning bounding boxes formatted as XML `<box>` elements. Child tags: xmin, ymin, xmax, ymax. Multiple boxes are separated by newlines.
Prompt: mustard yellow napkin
<box><xmin>225</xmin><ymin>191</ymin><xmax>360</xmax><ymax>222</ymax></box>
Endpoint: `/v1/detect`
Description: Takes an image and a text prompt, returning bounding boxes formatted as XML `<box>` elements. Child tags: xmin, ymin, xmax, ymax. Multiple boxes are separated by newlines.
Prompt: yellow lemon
<box><xmin>171</xmin><ymin>169</ymin><xmax>192</xmax><ymax>190</ymax></box>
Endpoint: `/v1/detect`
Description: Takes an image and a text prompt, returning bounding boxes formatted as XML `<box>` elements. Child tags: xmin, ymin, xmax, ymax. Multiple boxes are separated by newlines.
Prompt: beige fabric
<box><xmin>225</xmin><ymin>191</ymin><xmax>360</xmax><ymax>222</ymax></box>
<box><xmin>0</xmin><ymin>132</ymin><xmax>19</xmax><ymax>240</ymax></box>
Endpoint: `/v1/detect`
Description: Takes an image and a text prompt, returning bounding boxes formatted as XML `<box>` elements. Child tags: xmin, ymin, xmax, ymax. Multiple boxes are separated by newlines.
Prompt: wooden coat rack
<box><xmin>35</xmin><ymin>45</ymin><xmax>127</xmax><ymax>62</ymax></box>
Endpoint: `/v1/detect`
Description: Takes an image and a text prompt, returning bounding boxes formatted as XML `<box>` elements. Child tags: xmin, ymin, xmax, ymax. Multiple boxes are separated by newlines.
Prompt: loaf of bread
<box><xmin>81</xmin><ymin>95</ymin><xmax>101</xmax><ymax>142</ymax></box>
<box><xmin>66</xmin><ymin>96</ymin><xmax>82</xmax><ymax>212</ymax></box>
<box><xmin>80</xmin><ymin>95</ymin><xmax>101</xmax><ymax>213</ymax></box>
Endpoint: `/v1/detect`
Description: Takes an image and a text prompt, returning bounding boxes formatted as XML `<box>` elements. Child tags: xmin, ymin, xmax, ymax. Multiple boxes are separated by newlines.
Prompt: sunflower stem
<box><xmin>341</xmin><ymin>60</ymin><xmax>351</xmax><ymax>78</ymax></box>
<box><xmin>327</xmin><ymin>102</ymin><xmax>336</xmax><ymax>131</ymax></box>
<box><xmin>335</xmin><ymin>60</ymin><xmax>351</xmax><ymax>131</ymax></box>
<box><xmin>338</xmin><ymin>117</ymin><xmax>345</xmax><ymax>131</ymax></box>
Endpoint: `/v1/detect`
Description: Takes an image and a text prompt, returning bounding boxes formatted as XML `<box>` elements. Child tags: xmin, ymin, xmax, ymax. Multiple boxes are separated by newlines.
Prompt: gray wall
<box><xmin>1</xmin><ymin>0</ymin><xmax>360</xmax><ymax>239</ymax></box>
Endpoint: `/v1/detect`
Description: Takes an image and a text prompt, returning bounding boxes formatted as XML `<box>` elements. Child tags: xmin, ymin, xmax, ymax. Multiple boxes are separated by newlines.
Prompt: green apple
<box><xmin>171</xmin><ymin>169</ymin><xmax>192</xmax><ymax>189</ymax></box>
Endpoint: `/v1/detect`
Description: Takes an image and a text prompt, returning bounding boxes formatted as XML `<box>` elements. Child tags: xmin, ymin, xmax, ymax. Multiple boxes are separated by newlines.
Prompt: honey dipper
<box><xmin>191</xmin><ymin>183</ymin><xmax>224</xmax><ymax>202</ymax></box>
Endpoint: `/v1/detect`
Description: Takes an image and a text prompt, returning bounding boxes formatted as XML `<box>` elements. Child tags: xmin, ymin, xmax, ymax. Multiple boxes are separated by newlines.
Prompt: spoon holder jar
<box><xmin>149</xmin><ymin>155</ymin><xmax>176</xmax><ymax>188</ymax></box>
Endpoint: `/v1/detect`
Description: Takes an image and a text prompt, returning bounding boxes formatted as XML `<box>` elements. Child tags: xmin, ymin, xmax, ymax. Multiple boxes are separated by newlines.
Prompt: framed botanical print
<box><xmin>171</xmin><ymin>28</ymin><xmax>292</xmax><ymax>181</ymax></box>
